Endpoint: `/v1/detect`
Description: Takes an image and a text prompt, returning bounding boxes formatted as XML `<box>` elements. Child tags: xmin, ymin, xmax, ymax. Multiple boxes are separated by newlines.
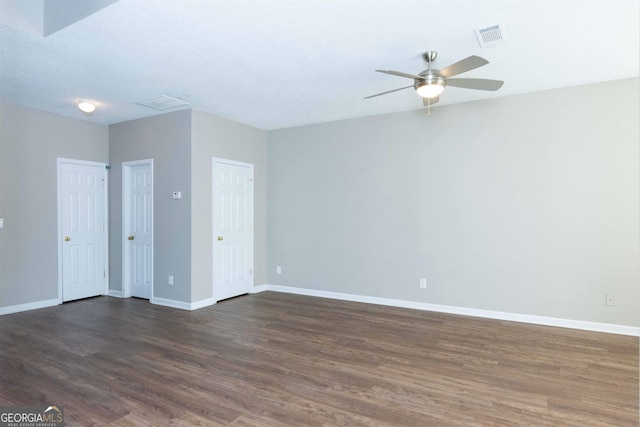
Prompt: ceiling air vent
<box><xmin>136</xmin><ymin>95</ymin><xmax>190</xmax><ymax>111</ymax></box>
<box><xmin>475</xmin><ymin>24</ymin><xmax>505</xmax><ymax>48</ymax></box>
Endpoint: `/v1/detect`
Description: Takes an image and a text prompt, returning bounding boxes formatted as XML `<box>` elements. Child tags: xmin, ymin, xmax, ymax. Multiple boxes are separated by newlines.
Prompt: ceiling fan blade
<box><xmin>438</xmin><ymin>55</ymin><xmax>488</xmax><ymax>78</ymax></box>
<box><xmin>376</xmin><ymin>69</ymin><xmax>425</xmax><ymax>80</ymax></box>
<box><xmin>422</xmin><ymin>96</ymin><xmax>439</xmax><ymax>106</ymax></box>
<box><xmin>445</xmin><ymin>78</ymin><xmax>504</xmax><ymax>91</ymax></box>
<box><xmin>364</xmin><ymin>85</ymin><xmax>414</xmax><ymax>99</ymax></box>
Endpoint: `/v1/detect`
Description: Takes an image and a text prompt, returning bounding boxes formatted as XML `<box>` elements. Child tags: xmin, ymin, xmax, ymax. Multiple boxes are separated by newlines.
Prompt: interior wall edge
<box><xmin>0</xmin><ymin>298</ymin><xmax>59</xmax><ymax>316</ymax></box>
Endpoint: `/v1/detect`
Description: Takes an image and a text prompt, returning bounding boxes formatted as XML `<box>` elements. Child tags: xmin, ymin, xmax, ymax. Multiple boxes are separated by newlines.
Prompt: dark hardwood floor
<box><xmin>0</xmin><ymin>292</ymin><xmax>637</xmax><ymax>426</ymax></box>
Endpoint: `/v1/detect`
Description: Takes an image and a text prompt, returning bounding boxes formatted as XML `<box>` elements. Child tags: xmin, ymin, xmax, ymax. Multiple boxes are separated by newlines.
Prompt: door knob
<box><xmin>128</xmin><ymin>235</ymin><xmax>135</xmax><ymax>240</ymax></box>
<box><xmin>64</xmin><ymin>236</ymin><xmax>71</xmax><ymax>242</ymax></box>
<box><xmin>217</xmin><ymin>236</ymin><xmax>223</xmax><ymax>241</ymax></box>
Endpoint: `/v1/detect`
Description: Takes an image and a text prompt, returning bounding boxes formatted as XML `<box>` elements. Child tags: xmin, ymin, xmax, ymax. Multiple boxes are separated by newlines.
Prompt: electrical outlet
<box><xmin>606</xmin><ymin>294</ymin><xmax>615</xmax><ymax>306</ymax></box>
<box><xmin>276</xmin><ymin>266</ymin><xmax>282</xmax><ymax>275</ymax></box>
<box><xmin>168</xmin><ymin>275</ymin><xmax>173</xmax><ymax>285</ymax></box>
<box><xmin>419</xmin><ymin>278</ymin><xmax>427</xmax><ymax>289</ymax></box>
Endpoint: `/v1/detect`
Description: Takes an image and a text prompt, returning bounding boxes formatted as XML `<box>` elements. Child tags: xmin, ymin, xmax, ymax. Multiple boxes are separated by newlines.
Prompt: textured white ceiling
<box><xmin>0</xmin><ymin>0</ymin><xmax>638</xmax><ymax>130</ymax></box>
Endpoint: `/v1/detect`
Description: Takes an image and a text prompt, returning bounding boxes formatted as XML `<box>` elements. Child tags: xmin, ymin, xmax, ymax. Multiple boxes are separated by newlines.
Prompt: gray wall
<box><xmin>109</xmin><ymin>109</ymin><xmax>192</xmax><ymax>303</ymax></box>
<box><xmin>191</xmin><ymin>110</ymin><xmax>268</xmax><ymax>302</ymax></box>
<box><xmin>0</xmin><ymin>103</ymin><xmax>108</xmax><ymax>307</ymax></box>
<box><xmin>267</xmin><ymin>78</ymin><xmax>640</xmax><ymax>327</ymax></box>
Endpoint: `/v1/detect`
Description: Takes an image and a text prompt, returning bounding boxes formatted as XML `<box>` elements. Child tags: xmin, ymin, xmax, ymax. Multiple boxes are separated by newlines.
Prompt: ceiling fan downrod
<box><xmin>422</xmin><ymin>51</ymin><xmax>437</xmax><ymax>71</ymax></box>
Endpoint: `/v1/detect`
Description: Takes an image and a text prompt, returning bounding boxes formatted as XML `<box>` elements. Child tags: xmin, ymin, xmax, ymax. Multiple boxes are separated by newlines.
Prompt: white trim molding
<box><xmin>108</xmin><ymin>289</ymin><xmax>124</xmax><ymax>298</ymax></box>
<box><xmin>262</xmin><ymin>285</ymin><xmax>640</xmax><ymax>337</ymax></box>
<box><xmin>0</xmin><ymin>299</ymin><xmax>60</xmax><ymax>316</ymax></box>
<box><xmin>151</xmin><ymin>297</ymin><xmax>191</xmax><ymax>310</ymax></box>
<box><xmin>151</xmin><ymin>297</ymin><xmax>216</xmax><ymax>311</ymax></box>
<box><xmin>191</xmin><ymin>297</ymin><xmax>216</xmax><ymax>310</ymax></box>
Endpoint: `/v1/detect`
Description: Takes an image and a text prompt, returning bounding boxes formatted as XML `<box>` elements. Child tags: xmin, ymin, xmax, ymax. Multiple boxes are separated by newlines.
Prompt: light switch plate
<box><xmin>0</xmin><ymin>218</ymin><xmax>3</xmax><ymax>228</ymax></box>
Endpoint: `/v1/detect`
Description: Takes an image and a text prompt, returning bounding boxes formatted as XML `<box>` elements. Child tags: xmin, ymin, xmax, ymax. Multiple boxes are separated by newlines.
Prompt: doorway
<box><xmin>57</xmin><ymin>158</ymin><xmax>109</xmax><ymax>302</ymax></box>
<box><xmin>212</xmin><ymin>158</ymin><xmax>254</xmax><ymax>302</ymax></box>
<box><xmin>122</xmin><ymin>159</ymin><xmax>154</xmax><ymax>299</ymax></box>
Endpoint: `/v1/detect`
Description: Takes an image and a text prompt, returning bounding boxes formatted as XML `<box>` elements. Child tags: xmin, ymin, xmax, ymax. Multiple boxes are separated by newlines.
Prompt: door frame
<box><xmin>122</xmin><ymin>159</ymin><xmax>154</xmax><ymax>299</ymax></box>
<box><xmin>57</xmin><ymin>157</ymin><xmax>110</xmax><ymax>304</ymax></box>
<box><xmin>212</xmin><ymin>157</ymin><xmax>254</xmax><ymax>301</ymax></box>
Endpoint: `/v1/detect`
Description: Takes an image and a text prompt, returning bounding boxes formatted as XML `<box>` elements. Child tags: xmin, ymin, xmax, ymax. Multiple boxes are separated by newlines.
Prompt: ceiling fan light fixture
<box><xmin>366</xmin><ymin>51</ymin><xmax>503</xmax><ymax>115</ymax></box>
<box><xmin>415</xmin><ymin>79</ymin><xmax>445</xmax><ymax>98</ymax></box>
<box><xmin>78</xmin><ymin>101</ymin><xmax>96</xmax><ymax>114</ymax></box>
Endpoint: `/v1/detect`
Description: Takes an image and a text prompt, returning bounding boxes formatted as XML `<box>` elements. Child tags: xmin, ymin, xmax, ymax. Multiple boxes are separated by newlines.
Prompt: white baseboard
<box><xmin>0</xmin><ymin>298</ymin><xmax>60</xmax><ymax>316</ymax></box>
<box><xmin>151</xmin><ymin>297</ymin><xmax>192</xmax><ymax>310</ymax></box>
<box><xmin>108</xmin><ymin>289</ymin><xmax>123</xmax><ymax>298</ymax></box>
<box><xmin>250</xmin><ymin>284</ymin><xmax>268</xmax><ymax>294</ymax></box>
<box><xmin>7</xmin><ymin>287</ymin><xmax>634</xmax><ymax>336</ymax></box>
<box><xmin>151</xmin><ymin>296</ymin><xmax>216</xmax><ymax>311</ymax></box>
<box><xmin>263</xmin><ymin>285</ymin><xmax>640</xmax><ymax>337</ymax></box>
<box><xmin>191</xmin><ymin>297</ymin><xmax>216</xmax><ymax>310</ymax></box>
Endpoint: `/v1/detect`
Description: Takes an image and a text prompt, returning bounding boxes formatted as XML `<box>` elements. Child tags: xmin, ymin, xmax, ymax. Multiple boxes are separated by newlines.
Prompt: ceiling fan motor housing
<box><xmin>414</xmin><ymin>51</ymin><xmax>445</xmax><ymax>98</ymax></box>
<box><xmin>415</xmin><ymin>73</ymin><xmax>445</xmax><ymax>88</ymax></box>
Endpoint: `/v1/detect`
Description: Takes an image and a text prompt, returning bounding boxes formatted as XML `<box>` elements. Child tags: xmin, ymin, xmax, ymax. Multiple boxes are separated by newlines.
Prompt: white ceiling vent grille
<box><xmin>137</xmin><ymin>95</ymin><xmax>190</xmax><ymax>111</ymax></box>
<box><xmin>475</xmin><ymin>24</ymin><xmax>505</xmax><ymax>48</ymax></box>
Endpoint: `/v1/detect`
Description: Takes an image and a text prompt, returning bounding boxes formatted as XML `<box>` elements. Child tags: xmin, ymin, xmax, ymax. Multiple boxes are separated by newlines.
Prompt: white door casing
<box><xmin>122</xmin><ymin>160</ymin><xmax>153</xmax><ymax>299</ymax></box>
<box><xmin>213</xmin><ymin>158</ymin><xmax>254</xmax><ymax>302</ymax></box>
<box><xmin>57</xmin><ymin>158</ymin><xmax>109</xmax><ymax>302</ymax></box>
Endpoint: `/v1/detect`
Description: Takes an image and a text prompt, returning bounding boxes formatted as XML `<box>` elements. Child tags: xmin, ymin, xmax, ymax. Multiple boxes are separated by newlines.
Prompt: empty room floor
<box><xmin>0</xmin><ymin>292</ymin><xmax>637</xmax><ymax>426</ymax></box>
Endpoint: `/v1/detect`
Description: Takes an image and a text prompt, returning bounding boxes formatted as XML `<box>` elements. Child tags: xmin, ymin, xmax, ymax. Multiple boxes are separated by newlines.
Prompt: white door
<box><xmin>123</xmin><ymin>161</ymin><xmax>153</xmax><ymax>299</ymax></box>
<box><xmin>213</xmin><ymin>158</ymin><xmax>254</xmax><ymax>301</ymax></box>
<box><xmin>59</xmin><ymin>160</ymin><xmax>108</xmax><ymax>302</ymax></box>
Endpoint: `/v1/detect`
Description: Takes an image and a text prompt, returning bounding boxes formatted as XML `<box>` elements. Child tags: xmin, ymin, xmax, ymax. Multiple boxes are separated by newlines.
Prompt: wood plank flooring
<box><xmin>0</xmin><ymin>292</ymin><xmax>637</xmax><ymax>426</ymax></box>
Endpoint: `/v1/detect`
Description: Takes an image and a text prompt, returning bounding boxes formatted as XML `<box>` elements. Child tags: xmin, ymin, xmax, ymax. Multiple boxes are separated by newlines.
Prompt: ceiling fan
<box><xmin>365</xmin><ymin>51</ymin><xmax>504</xmax><ymax>113</ymax></box>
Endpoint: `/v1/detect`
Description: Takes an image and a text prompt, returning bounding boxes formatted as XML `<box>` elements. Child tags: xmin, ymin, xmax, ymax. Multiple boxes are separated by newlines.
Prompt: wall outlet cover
<box><xmin>606</xmin><ymin>294</ymin><xmax>615</xmax><ymax>306</ymax></box>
